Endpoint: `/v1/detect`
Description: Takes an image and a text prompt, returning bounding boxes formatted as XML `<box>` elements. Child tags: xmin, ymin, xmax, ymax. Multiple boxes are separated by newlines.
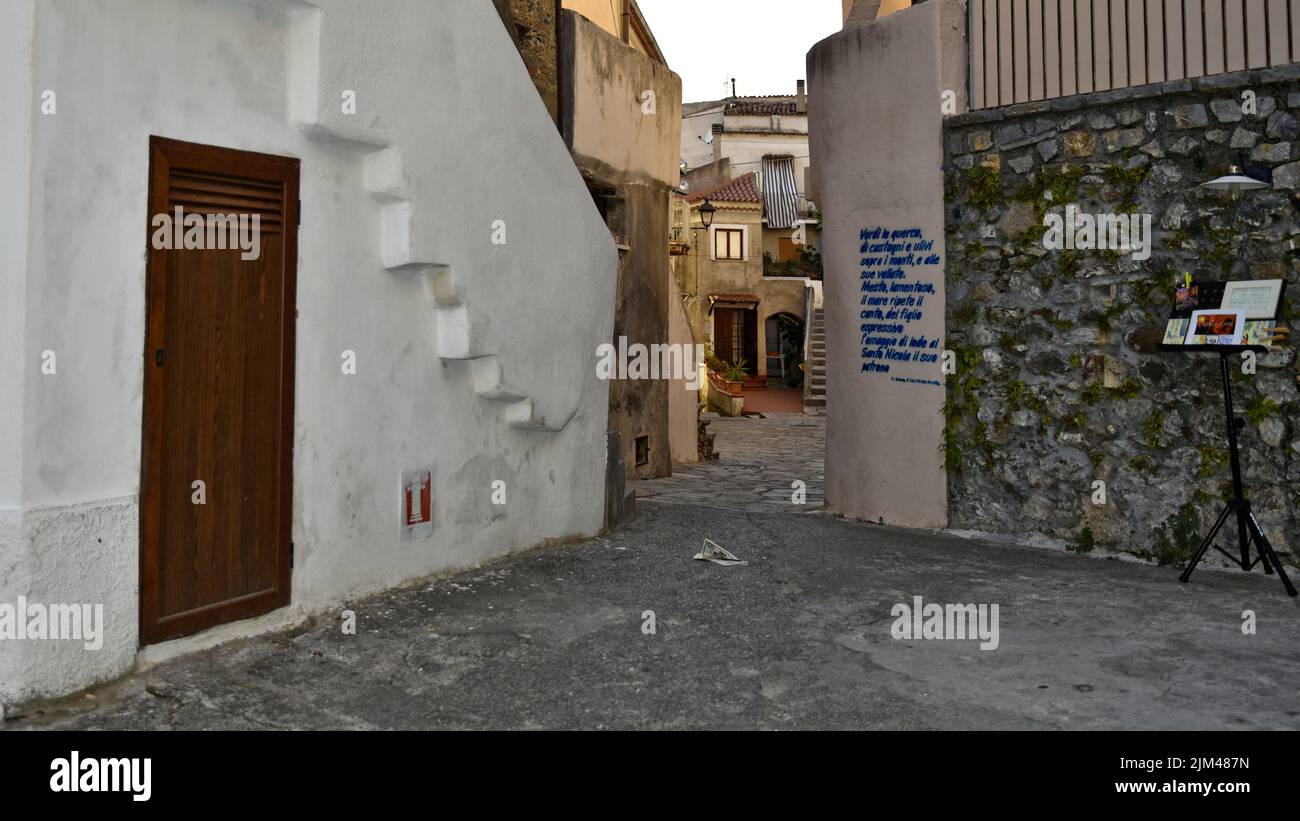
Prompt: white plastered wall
<box><xmin>808</xmin><ymin>1</ymin><xmax>966</xmax><ymax>528</ymax></box>
<box><xmin>0</xmin><ymin>0</ymin><xmax>616</xmax><ymax>707</ymax></box>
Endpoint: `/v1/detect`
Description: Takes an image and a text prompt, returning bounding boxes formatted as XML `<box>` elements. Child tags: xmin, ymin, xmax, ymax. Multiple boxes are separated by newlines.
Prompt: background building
<box><xmin>674</xmin><ymin>82</ymin><xmax>824</xmax><ymax>412</ymax></box>
<box><xmin>496</xmin><ymin>0</ymin><xmax>691</xmax><ymax>497</ymax></box>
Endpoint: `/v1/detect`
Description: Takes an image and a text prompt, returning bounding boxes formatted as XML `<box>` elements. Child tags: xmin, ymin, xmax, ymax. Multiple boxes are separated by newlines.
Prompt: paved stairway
<box><xmin>805</xmin><ymin>307</ymin><xmax>826</xmax><ymax>412</ymax></box>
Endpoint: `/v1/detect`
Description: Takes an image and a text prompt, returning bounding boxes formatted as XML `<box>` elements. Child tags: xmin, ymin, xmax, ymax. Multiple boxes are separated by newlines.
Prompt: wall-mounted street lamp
<box><xmin>698</xmin><ymin>198</ymin><xmax>716</xmax><ymax>229</ymax></box>
<box><xmin>1200</xmin><ymin>164</ymin><xmax>1268</xmax><ymax>198</ymax></box>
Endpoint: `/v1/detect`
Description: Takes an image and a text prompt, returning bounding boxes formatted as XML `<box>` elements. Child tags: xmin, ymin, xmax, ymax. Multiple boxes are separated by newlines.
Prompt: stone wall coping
<box><xmin>946</xmin><ymin>64</ymin><xmax>1300</xmax><ymax>129</ymax></box>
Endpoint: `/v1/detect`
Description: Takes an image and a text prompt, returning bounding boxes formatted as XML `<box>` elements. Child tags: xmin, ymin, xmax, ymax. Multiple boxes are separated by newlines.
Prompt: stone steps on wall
<box><xmin>276</xmin><ymin>0</ymin><xmax>569</xmax><ymax>432</ymax></box>
<box><xmin>805</xmin><ymin>307</ymin><xmax>826</xmax><ymax>411</ymax></box>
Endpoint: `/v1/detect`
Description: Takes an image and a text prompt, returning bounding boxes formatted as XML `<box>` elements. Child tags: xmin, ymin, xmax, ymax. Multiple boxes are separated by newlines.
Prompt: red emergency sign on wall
<box><xmin>401</xmin><ymin>468</ymin><xmax>432</xmax><ymax>539</ymax></box>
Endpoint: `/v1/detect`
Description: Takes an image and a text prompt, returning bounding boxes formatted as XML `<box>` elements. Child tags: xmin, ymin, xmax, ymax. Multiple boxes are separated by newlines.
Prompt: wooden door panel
<box><xmin>141</xmin><ymin>137</ymin><xmax>298</xmax><ymax>645</ymax></box>
<box><xmin>714</xmin><ymin>309</ymin><xmax>736</xmax><ymax>365</ymax></box>
<box><xmin>743</xmin><ymin>309</ymin><xmax>759</xmax><ymax>373</ymax></box>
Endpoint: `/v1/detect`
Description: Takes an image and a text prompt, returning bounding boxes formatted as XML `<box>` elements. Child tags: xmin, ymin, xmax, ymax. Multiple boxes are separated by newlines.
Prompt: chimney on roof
<box><xmin>796</xmin><ymin>80</ymin><xmax>807</xmax><ymax>114</ymax></box>
<box><xmin>711</xmin><ymin>123</ymin><xmax>724</xmax><ymax>164</ymax></box>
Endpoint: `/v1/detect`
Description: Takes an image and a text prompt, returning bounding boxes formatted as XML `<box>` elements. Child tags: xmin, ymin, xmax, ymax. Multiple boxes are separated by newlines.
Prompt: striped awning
<box><xmin>761</xmin><ymin>156</ymin><xmax>799</xmax><ymax>229</ymax></box>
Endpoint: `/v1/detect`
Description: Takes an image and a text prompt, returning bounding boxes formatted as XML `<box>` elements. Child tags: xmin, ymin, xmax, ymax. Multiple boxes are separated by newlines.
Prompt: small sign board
<box><xmin>1159</xmin><ymin>278</ymin><xmax>1288</xmax><ymax>353</ymax></box>
<box><xmin>401</xmin><ymin>468</ymin><xmax>433</xmax><ymax>541</ymax></box>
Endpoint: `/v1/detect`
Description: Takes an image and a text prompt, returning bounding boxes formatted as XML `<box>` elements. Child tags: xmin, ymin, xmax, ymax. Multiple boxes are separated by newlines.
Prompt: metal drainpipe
<box><xmin>554</xmin><ymin>0</ymin><xmax>565</xmax><ymax>136</ymax></box>
<box><xmin>802</xmin><ymin>285</ymin><xmax>814</xmax><ymax>408</ymax></box>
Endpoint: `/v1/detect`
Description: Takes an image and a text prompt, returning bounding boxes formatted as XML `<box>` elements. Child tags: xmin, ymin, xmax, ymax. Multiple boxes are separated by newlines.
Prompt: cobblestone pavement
<box><xmin>12</xmin><ymin>500</ymin><xmax>1300</xmax><ymax>731</ymax></box>
<box><xmin>637</xmin><ymin>413</ymin><xmax>825</xmax><ymax>513</ymax></box>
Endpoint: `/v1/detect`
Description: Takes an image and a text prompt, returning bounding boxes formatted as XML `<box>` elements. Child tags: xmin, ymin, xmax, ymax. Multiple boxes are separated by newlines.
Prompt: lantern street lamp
<box><xmin>698</xmin><ymin>198</ymin><xmax>716</xmax><ymax>229</ymax></box>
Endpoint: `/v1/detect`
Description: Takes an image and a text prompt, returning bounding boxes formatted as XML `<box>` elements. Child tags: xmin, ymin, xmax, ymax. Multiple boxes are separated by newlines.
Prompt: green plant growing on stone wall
<box><xmin>953</xmin><ymin>301</ymin><xmax>978</xmax><ymax>325</ymax></box>
<box><xmin>1114</xmin><ymin>378</ymin><xmax>1143</xmax><ymax>400</ymax></box>
<box><xmin>1081</xmin><ymin>380</ymin><xmax>1105</xmax><ymax>405</ymax></box>
<box><xmin>1101</xmin><ymin>163</ymin><xmax>1150</xmax><ymax>211</ymax></box>
<box><xmin>1143</xmin><ymin>408</ymin><xmax>1166</xmax><ymax>450</ymax></box>
<box><xmin>1101</xmin><ymin>249</ymin><xmax>1125</xmax><ymax>264</ymax></box>
<box><xmin>1165</xmin><ymin>228</ymin><xmax>1188</xmax><ymax>249</ymax></box>
<box><xmin>1131</xmin><ymin>276</ymin><xmax>1160</xmax><ymax>309</ymax></box>
<box><xmin>971</xmin><ymin>420</ymin><xmax>996</xmax><ymax>463</ymax></box>
<box><xmin>1067</xmin><ymin>526</ymin><xmax>1097</xmax><ymax>554</ymax></box>
<box><xmin>942</xmin><ymin>345</ymin><xmax>992</xmax><ymax>473</ymax></box>
<box><xmin>1197</xmin><ymin>445</ymin><xmax>1230</xmax><ymax>479</ymax></box>
<box><xmin>1058</xmin><ymin>249</ymin><xmax>1080</xmax><ymax>279</ymax></box>
<box><xmin>1024</xmin><ymin>391</ymin><xmax>1050</xmax><ymax>415</ymax></box>
<box><xmin>1219</xmin><ymin>480</ymin><xmax>1237</xmax><ymax>503</ymax></box>
<box><xmin>945</xmin><ymin>382</ymin><xmax>980</xmax><ymax>421</ymax></box>
<box><xmin>1066</xmin><ymin>409</ymin><xmax>1088</xmax><ymax>431</ymax></box>
<box><xmin>941</xmin><ymin>425</ymin><xmax>965</xmax><ymax>472</ymax></box>
<box><xmin>1089</xmin><ymin>448</ymin><xmax>1106</xmax><ymax>469</ymax></box>
<box><xmin>1089</xmin><ymin>300</ymin><xmax>1127</xmax><ymax>332</ymax></box>
<box><xmin>1129</xmin><ymin>454</ymin><xmax>1156</xmax><ymax>476</ymax></box>
<box><xmin>1203</xmin><ymin>225</ymin><xmax>1239</xmax><ymax>276</ymax></box>
<box><xmin>965</xmin><ymin>165</ymin><xmax>1002</xmax><ymax>212</ymax></box>
<box><xmin>1243</xmin><ymin>393</ymin><xmax>1280</xmax><ymax>426</ymax></box>
<box><xmin>1016</xmin><ymin>164</ymin><xmax>1086</xmax><ymax>221</ymax></box>
<box><xmin>1006</xmin><ymin>379</ymin><xmax>1027</xmax><ymax>407</ymax></box>
<box><xmin>1040</xmin><ymin>273</ymin><xmax>1055</xmax><ymax>291</ymax></box>
<box><xmin>1152</xmin><ymin>503</ymin><xmax>1202</xmax><ymax>566</ymax></box>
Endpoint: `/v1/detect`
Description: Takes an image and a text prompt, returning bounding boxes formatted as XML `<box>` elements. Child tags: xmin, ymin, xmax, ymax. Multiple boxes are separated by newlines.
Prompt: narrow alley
<box><xmin>637</xmin><ymin>414</ymin><xmax>825</xmax><ymax>513</ymax></box>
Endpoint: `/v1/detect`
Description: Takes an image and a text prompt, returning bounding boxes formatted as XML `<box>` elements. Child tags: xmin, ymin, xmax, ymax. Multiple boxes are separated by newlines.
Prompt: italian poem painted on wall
<box><xmin>859</xmin><ymin>226</ymin><xmax>942</xmax><ymax>387</ymax></box>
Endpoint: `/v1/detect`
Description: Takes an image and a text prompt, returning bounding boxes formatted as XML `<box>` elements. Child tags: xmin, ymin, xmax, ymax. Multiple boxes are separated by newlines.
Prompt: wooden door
<box><xmin>713</xmin><ymin>307</ymin><xmax>759</xmax><ymax>373</ymax></box>
<box><xmin>714</xmin><ymin>308</ymin><xmax>739</xmax><ymax>366</ymax></box>
<box><xmin>778</xmin><ymin>237</ymin><xmax>800</xmax><ymax>262</ymax></box>
<box><xmin>140</xmin><ymin>137</ymin><xmax>299</xmax><ymax>645</ymax></box>
<box><xmin>742</xmin><ymin>308</ymin><xmax>758</xmax><ymax>373</ymax></box>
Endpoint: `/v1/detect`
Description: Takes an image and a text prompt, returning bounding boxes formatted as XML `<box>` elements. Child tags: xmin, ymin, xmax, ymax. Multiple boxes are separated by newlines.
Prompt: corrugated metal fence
<box><xmin>970</xmin><ymin>0</ymin><xmax>1300</xmax><ymax>109</ymax></box>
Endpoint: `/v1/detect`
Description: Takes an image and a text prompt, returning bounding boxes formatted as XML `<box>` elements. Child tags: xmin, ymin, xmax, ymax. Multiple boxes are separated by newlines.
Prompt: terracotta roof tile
<box><xmin>709</xmin><ymin>292</ymin><xmax>761</xmax><ymax>304</ymax></box>
<box><xmin>725</xmin><ymin>99</ymin><xmax>800</xmax><ymax>116</ymax></box>
<box><xmin>689</xmin><ymin>172</ymin><xmax>760</xmax><ymax>203</ymax></box>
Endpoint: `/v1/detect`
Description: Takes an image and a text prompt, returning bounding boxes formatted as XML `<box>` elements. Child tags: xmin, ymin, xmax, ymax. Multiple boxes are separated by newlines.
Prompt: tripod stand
<box><xmin>1179</xmin><ymin>351</ymin><xmax>1297</xmax><ymax>596</ymax></box>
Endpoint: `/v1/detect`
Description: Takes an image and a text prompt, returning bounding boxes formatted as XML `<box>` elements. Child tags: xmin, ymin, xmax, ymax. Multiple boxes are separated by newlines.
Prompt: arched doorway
<box><xmin>765</xmin><ymin>311</ymin><xmax>805</xmax><ymax>389</ymax></box>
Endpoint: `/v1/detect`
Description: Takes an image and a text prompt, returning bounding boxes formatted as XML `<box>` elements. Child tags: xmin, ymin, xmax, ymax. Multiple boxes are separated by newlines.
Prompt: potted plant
<box><xmin>722</xmin><ymin>358</ymin><xmax>748</xmax><ymax>395</ymax></box>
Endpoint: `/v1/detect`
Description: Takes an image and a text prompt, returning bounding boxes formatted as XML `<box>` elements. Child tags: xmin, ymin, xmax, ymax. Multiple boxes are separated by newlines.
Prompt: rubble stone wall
<box><xmin>943</xmin><ymin>65</ymin><xmax>1300</xmax><ymax>566</ymax></box>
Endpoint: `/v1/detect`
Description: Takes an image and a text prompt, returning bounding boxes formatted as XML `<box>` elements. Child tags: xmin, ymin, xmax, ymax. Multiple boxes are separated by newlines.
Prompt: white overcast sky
<box><xmin>636</xmin><ymin>0</ymin><xmax>843</xmax><ymax>103</ymax></box>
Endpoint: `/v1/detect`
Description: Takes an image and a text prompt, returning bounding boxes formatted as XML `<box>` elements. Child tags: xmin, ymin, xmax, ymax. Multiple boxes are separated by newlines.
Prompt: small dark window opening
<box><xmin>634</xmin><ymin>435</ymin><xmax>650</xmax><ymax>467</ymax></box>
<box><xmin>586</xmin><ymin>179</ymin><xmax>627</xmax><ymax>247</ymax></box>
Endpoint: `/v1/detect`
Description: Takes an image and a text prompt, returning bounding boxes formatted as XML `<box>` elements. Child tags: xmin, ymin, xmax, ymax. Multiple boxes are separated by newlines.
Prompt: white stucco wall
<box><xmin>0</xmin><ymin>0</ymin><xmax>34</xmax><ymax>514</ymax></box>
<box><xmin>681</xmin><ymin>104</ymin><xmax>723</xmax><ymax>172</ymax></box>
<box><xmin>808</xmin><ymin>1</ymin><xmax>964</xmax><ymax>528</ymax></box>
<box><xmin>716</xmin><ymin>132</ymin><xmax>812</xmax><ymax>199</ymax></box>
<box><xmin>1</xmin><ymin>0</ymin><xmax>616</xmax><ymax>707</ymax></box>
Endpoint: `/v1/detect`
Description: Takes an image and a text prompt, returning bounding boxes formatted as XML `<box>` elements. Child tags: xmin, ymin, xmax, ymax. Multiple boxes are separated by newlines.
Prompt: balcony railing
<box><xmin>969</xmin><ymin>0</ymin><xmax>1300</xmax><ymax>111</ymax></box>
<box><xmin>763</xmin><ymin>250</ymin><xmax>823</xmax><ymax>279</ymax></box>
